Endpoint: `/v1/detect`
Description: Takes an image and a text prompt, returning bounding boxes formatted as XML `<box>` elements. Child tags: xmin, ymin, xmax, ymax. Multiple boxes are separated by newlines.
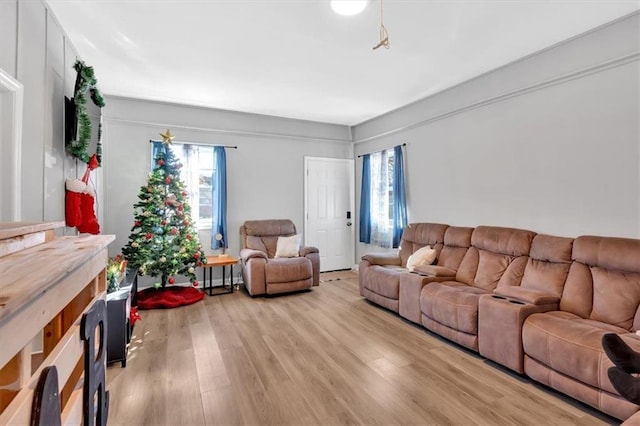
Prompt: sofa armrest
<box><xmin>412</xmin><ymin>264</ymin><xmax>456</xmax><ymax>277</ymax></box>
<box><xmin>361</xmin><ymin>253</ymin><xmax>401</xmax><ymax>266</ymax></box>
<box><xmin>622</xmin><ymin>408</ymin><xmax>640</xmax><ymax>425</ymax></box>
<box><xmin>241</xmin><ymin>253</ymin><xmax>267</xmax><ymax>296</ymax></box>
<box><xmin>300</xmin><ymin>246</ymin><xmax>319</xmax><ymax>257</ymax></box>
<box><xmin>479</xmin><ymin>292</ymin><xmax>559</xmax><ymax>374</ymax></box>
<box><xmin>240</xmin><ymin>248</ymin><xmax>268</xmax><ymax>262</ymax></box>
<box><xmin>494</xmin><ymin>287</ymin><xmax>560</xmax><ymax>306</ymax></box>
<box><xmin>301</xmin><ymin>246</ymin><xmax>320</xmax><ymax>286</ymax></box>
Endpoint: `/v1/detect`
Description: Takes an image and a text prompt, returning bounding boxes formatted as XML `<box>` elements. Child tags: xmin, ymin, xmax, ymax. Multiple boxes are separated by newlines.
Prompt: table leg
<box><xmin>222</xmin><ymin>265</ymin><xmax>226</xmax><ymax>291</ymax></box>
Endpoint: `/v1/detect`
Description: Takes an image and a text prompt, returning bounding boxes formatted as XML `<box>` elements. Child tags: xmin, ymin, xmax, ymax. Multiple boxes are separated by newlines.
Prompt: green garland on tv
<box><xmin>67</xmin><ymin>60</ymin><xmax>106</xmax><ymax>165</ymax></box>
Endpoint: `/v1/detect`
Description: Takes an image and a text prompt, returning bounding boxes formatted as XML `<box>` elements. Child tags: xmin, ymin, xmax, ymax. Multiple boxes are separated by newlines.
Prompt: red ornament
<box><xmin>157</xmin><ymin>159</ymin><xmax>165</xmax><ymax>166</ymax></box>
<box><xmin>181</xmin><ymin>191</ymin><xmax>187</xmax><ymax>197</ymax></box>
<box><xmin>161</xmin><ymin>220</ymin><xmax>166</xmax><ymax>226</ymax></box>
<box><xmin>186</xmin><ymin>234</ymin><xmax>192</xmax><ymax>240</ymax></box>
<box><xmin>194</xmin><ymin>252</ymin><xmax>200</xmax><ymax>259</ymax></box>
<box><xmin>164</xmin><ymin>177</ymin><xmax>171</xmax><ymax>184</ymax></box>
<box><xmin>145</xmin><ymin>232</ymin><xmax>152</xmax><ymax>239</ymax></box>
<box><xmin>130</xmin><ymin>307</ymin><xmax>142</xmax><ymax>326</ymax></box>
<box><xmin>178</xmin><ymin>205</ymin><xmax>183</xmax><ymax>212</ymax></box>
<box><xmin>193</xmin><ymin>281</ymin><xmax>199</xmax><ymax>287</ymax></box>
<box><xmin>170</xmin><ymin>227</ymin><xmax>178</xmax><ymax>235</ymax></box>
<box><xmin>134</xmin><ymin>221</ymin><xmax>140</xmax><ymax>227</ymax></box>
<box><xmin>168</xmin><ymin>277</ymin><xmax>176</xmax><ymax>285</ymax></box>
<box><xmin>182</xmin><ymin>220</ymin><xmax>189</xmax><ymax>226</ymax></box>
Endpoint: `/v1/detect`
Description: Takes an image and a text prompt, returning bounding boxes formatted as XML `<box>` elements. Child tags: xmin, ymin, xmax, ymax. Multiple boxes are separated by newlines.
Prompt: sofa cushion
<box><xmin>529</xmin><ymin>234</ymin><xmax>573</xmax><ymax>263</ymax></box>
<box><xmin>406</xmin><ymin>245</ymin><xmax>436</xmax><ymax>271</ymax></box>
<box><xmin>362</xmin><ymin>265</ymin><xmax>405</xmax><ymax>299</ymax></box>
<box><xmin>421</xmin><ymin>282</ymin><xmax>490</xmax><ymax>335</ymax></box>
<box><xmin>246</xmin><ymin>235</ymin><xmax>269</xmax><ymax>255</ymax></box>
<box><xmin>455</xmin><ymin>226</ymin><xmax>536</xmax><ymax>289</ymax></box>
<box><xmin>398</xmin><ymin>223</ymin><xmax>448</xmax><ymax>267</ymax></box>
<box><xmin>438</xmin><ymin>227</ymin><xmax>474</xmax><ymax>271</ymax></box>
<box><xmin>474</xmin><ymin>250</ymin><xmax>513</xmax><ymax>291</ymax></box>
<box><xmin>590</xmin><ymin>267</ymin><xmax>640</xmax><ymax>330</ymax></box>
<box><xmin>244</xmin><ymin>219</ymin><xmax>296</xmax><ymax>237</ymax></box>
<box><xmin>573</xmin><ymin>236</ymin><xmax>640</xmax><ymax>273</ymax></box>
<box><xmin>560</xmin><ymin>236</ymin><xmax>640</xmax><ymax>328</ymax></box>
<box><xmin>265</xmin><ymin>257</ymin><xmax>312</xmax><ymax>284</ymax></box>
<box><xmin>242</xmin><ymin>219</ymin><xmax>297</xmax><ymax>258</ymax></box>
<box><xmin>275</xmin><ymin>234</ymin><xmax>301</xmax><ymax>258</ymax></box>
<box><xmin>520</xmin><ymin>234</ymin><xmax>573</xmax><ymax>296</ymax></box>
<box><xmin>471</xmin><ymin>226</ymin><xmax>535</xmax><ymax>258</ymax></box>
<box><xmin>522</xmin><ymin>311</ymin><xmax>629</xmax><ymax>394</ymax></box>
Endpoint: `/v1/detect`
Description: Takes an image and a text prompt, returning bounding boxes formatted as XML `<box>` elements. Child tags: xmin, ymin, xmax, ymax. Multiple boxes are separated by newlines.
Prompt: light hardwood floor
<box><xmin>106</xmin><ymin>271</ymin><xmax>619</xmax><ymax>425</ymax></box>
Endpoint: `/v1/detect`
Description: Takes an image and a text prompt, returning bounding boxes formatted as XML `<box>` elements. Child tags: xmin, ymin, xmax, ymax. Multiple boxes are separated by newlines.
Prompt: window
<box><xmin>359</xmin><ymin>145</ymin><xmax>407</xmax><ymax>248</ymax></box>
<box><xmin>171</xmin><ymin>144</ymin><xmax>215</xmax><ymax>230</ymax></box>
<box><xmin>151</xmin><ymin>141</ymin><xmax>228</xmax><ymax>248</ymax></box>
<box><xmin>370</xmin><ymin>148</ymin><xmax>395</xmax><ymax>247</ymax></box>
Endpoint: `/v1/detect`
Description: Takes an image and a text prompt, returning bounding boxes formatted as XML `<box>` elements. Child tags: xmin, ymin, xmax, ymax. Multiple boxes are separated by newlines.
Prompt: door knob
<box><xmin>347</xmin><ymin>221</ymin><xmax>352</xmax><ymax>227</ymax></box>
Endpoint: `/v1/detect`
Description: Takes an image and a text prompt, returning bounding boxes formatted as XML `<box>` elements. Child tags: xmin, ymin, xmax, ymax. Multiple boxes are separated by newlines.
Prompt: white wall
<box><xmin>3</xmin><ymin>1</ymin><xmax>639</xmax><ymax>273</ymax></box>
<box><xmin>0</xmin><ymin>0</ymin><xmax>96</xmax><ymax>229</ymax></box>
<box><xmin>354</xmin><ymin>12</ymin><xmax>640</xmax><ymax>260</ymax></box>
<box><xmin>102</xmin><ymin>97</ymin><xmax>352</xmax><ymax>283</ymax></box>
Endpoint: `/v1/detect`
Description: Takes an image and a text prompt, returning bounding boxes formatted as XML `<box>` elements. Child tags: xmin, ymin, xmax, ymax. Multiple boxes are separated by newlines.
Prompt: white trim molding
<box><xmin>354</xmin><ymin>52</ymin><xmax>639</xmax><ymax>144</ymax></box>
<box><xmin>0</xmin><ymin>68</ymin><xmax>24</xmax><ymax>221</ymax></box>
<box><xmin>105</xmin><ymin>116</ymin><xmax>352</xmax><ymax>145</ymax></box>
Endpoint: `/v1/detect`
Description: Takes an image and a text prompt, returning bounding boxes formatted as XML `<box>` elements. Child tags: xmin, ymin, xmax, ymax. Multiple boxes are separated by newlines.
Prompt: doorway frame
<box><xmin>303</xmin><ymin>156</ymin><xmax>355</xmax><ymax>271</ymax></box>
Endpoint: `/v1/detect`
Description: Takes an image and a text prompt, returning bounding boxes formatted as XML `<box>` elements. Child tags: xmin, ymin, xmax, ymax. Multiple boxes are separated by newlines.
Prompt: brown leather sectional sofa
<box><xmin>359</xmin><ymin>223</ymin><xmax>640</xmax><ymax>423</ymax></box>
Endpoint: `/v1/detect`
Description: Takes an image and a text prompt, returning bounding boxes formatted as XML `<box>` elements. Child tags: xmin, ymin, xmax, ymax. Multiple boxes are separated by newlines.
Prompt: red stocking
<box><xmin>77</xmin><ymin>185</ymin><xmax>100</xmax><ymax>234</ymax></box>
<box><xmin>65</xmin><ymin>179</ymin><xmax>86</xmax><ymax>227</ymax></box>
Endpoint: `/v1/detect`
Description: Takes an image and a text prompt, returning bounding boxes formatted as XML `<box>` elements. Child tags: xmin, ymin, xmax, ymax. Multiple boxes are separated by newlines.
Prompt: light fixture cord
<box><xmin>373</xmin><ymin>0</ymin><xmax>390</xmax><ymax>50</ymax></box>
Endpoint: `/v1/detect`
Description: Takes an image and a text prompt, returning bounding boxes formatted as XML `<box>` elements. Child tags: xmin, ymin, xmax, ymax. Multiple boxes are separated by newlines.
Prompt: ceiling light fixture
<box><xmin>331</xmin><ymin>0</ymin><xmax>367</xmax><ymax>16</ymax></box>
<box><xmin>373</xmin><ymin>0</ymin><xmax>390</xmax><ymax>50</ymax></box>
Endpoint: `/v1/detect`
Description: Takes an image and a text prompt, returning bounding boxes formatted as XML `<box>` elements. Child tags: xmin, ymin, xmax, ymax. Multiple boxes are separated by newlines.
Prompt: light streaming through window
<box><xmin>171</xmin><ymin>144</ymin><xmax>215</xmax><ymax>230</ymax></box>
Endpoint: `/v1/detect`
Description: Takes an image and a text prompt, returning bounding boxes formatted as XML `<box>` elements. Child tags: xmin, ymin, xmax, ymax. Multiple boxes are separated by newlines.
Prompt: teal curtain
<box><xmin>211</xmin><ymin>146</ymin><xmax>227</xmax><ymax>250</ymax></box>
<box><xmin>359</xmin><ymin>154</ymin><xmax>371</xmax><ymax>243</ymax></box>
<box><xmin>392</xmin><ymin>145</ymin><xmax>407</xmax><ymax>248</ymax></box>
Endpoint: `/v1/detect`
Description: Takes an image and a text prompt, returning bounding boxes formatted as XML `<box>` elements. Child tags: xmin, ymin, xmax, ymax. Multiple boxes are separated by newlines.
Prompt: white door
<box><xmin>304</xmin><ymin>157</ymin><xmax>355</xmax><ymax>272</ymax></box>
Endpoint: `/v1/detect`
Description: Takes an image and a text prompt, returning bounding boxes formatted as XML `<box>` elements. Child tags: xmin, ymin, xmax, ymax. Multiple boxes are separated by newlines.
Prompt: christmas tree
<box><xmin>122</xmin><ymin>130</ymin><xmax>206</xmax><ymax>288</ymax></box>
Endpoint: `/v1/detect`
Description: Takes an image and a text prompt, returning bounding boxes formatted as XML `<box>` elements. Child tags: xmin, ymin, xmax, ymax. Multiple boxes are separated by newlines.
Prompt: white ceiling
<box><xmin>46</xmin><ymin>0</ymin><xmax>639</xmax><ymax>126</ymax></box>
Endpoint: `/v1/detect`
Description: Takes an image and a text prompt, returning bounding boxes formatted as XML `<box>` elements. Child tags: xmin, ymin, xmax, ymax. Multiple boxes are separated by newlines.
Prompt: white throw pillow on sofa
<box><xmin>406</xmin><ymin>245</ymin><xmax>437</xmax><ymax>271</ymax></box>
<box><xmin>275</xmin><ymin>234</ymin><xmax>302</xmax><ymax>258</ymax></box>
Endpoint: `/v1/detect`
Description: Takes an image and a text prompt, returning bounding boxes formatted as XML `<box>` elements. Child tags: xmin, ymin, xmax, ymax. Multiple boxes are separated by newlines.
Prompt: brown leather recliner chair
<box><xmin>240</xmin><ymin>219</ymin><xmax>320</xmax><ymax>296</ymax></box>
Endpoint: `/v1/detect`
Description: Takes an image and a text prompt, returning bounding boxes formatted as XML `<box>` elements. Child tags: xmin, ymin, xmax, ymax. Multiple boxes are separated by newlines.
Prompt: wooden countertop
<box><xmin>0</xmin><ymin>234</ymin><xmax>115</xmax><ymax>322</ymax></box>
<box><xmin>0</xmin><ymin>221</ymin><xmax>65</xmax><ymax>240</ymax></box>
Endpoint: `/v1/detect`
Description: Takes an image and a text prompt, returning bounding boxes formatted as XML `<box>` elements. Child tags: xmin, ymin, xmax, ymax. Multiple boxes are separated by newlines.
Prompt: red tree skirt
<box><xmin>137</xmin><ymin>286</ymin><xmax>204</xmax><ymax>310</ymax></box>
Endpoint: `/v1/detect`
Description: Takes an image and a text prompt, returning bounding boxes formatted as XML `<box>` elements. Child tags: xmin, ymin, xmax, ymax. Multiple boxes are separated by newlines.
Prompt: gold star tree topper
<box><xmin>160</xmin><ymin>129</ymin><xmax>175</xmax><ymax>145</ymax></box>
